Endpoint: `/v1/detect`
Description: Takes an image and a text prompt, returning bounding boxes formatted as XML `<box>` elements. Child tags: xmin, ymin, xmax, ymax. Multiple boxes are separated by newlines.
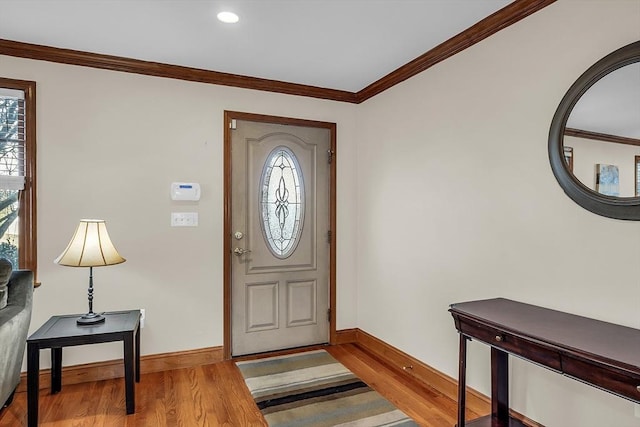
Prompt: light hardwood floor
<box><xmin>0</xmin><ymin>343</ymin><xmax>481</xmax><ymax>426</ymax></box>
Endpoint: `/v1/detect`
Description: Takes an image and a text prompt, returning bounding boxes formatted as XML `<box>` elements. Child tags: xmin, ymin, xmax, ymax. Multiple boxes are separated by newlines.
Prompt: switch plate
<box><xmin>140</xmin><ymin>308</ymin><xmax>145</xmax><ymax>328</ymax></box>
<box><xmin>171</xmin><ymin>212</ymin><xmax>198</xmax><ymax>227</ymax></box>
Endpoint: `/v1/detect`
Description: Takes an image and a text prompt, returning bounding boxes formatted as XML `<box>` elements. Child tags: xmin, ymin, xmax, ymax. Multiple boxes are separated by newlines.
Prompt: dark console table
<box><xmin>27</xmin><ymin>310</ymin><xmax>141</xmax><ymax>427</ymax></box>
<box><xmin>449</xmin><ymin>298</ymin><xmax>640</xmax><ymax>427</ymax></box>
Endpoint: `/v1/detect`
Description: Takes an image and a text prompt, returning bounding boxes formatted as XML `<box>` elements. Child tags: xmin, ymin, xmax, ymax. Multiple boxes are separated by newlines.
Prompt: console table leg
<box><xmin>457</xmin><ymin>333</ymin><xmax>468</xmax><ymax>427</ymax></box>
<box><xmin>491</xmin><ymin>347</ymin><xmax>509</xmax><ymax>424</ymax></box>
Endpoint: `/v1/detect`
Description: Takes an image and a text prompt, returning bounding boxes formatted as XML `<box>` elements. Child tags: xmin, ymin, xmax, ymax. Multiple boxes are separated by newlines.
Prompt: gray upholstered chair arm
<box><xmin>0</xmin><ymin>270</ymin><xmax>33</xmax><ymax>327</ymax></box>
<box><xmin>0</xmin><ymin>269</ymin><xmax>34</xmax><ymax>407</ymax></box>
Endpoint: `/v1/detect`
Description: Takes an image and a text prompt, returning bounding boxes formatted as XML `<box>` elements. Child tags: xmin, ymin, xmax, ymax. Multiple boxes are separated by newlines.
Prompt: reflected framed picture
<box><xmin>595</xmin><ymin>164</ymin><xmax>619</xmax><ymax>196</ymax></box>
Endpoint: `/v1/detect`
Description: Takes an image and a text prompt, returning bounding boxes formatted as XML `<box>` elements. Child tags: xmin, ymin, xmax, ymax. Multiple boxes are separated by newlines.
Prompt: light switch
<box><xmin>171</xmin><ymin>212</ymin><xmax>198</xmax><ymax>227</ymax></box>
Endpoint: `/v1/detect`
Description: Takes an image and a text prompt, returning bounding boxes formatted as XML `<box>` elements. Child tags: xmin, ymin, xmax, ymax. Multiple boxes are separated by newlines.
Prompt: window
<box><xmin>0</xmin><ymin>78</ymin><xmax>36</xmax><ymax>275</ymax></box>
<box><xmin>636</xmin><ymin>156</ymin><xmax>640</xmax><ymax>197</ymax></box>
<box><xmin>260</xmin><ymin>146</ymin><xmax>304</xmax><ymax>259</ymax></box>
<box><xmin>563</xmin><ymin>146</ymin><xmax>573</xmax><ymax>173</ymax></box>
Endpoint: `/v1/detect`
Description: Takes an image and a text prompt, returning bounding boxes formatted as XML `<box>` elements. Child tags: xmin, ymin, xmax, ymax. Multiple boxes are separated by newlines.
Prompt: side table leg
<box><xmin>51</xmin><ymin>347</ymin><xmax>62</xmax><ymax>393</ymax></box>
<box><xmin>124</xmin><ymin>332</ymin><xmax>135</xmax><ymax>414</ymax></box>
<box><xmin>457</xmin><ymin>333</ymin><xmax>468</xmax><ymax>427</ymax></box>
<box><xmin>135</xmin><ymin>324</ymin><xmax>141</xmax><ymax>382</ymax></box>
<box><xmin>27</xmin><ymin>343</ymin><xmax>39</xmax><ymax>427</ymax></box>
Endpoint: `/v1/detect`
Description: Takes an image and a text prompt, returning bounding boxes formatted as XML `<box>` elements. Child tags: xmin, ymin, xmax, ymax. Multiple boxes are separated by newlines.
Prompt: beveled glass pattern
<box><xmin>260</xmin><ymin>146</ymin><xmax>304</xmax><ymax>258</ymax></box>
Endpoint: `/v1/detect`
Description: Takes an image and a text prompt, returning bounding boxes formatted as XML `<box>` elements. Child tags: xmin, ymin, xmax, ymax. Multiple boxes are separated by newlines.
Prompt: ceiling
<box><xmin>1</xmin><ymin>1</ymin><xmax>636</xmax><ymax>140</ymax></box>
<box><xmin>567</xmin><ymin>63</ymin><xmax>640</xmax><ymax>139</ymax></box>
<box><xmin>0</xmin><ymin>0</ymin><xmax>513</xmax><ymax>93</ymax></box>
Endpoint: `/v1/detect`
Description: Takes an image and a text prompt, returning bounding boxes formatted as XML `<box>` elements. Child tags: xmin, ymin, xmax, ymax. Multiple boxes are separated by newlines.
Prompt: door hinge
<box><xmin>327</xmin><ymin>230</ymin><xmax>332</xmax><ymax>244</ymax></box>
<box><xmin>230</xmin><ymin>119</ymin><xmax>237</xmax><ymax>130</ymax></box>
<box><xmin>327</xmin><ymin>308</ymin><xmax>331</xmax><ymax>322</ymax></box>
<box><xmin>327</xmin><ymin>149</ymin><xmax>335</xmax><ymax>164</ymax></box>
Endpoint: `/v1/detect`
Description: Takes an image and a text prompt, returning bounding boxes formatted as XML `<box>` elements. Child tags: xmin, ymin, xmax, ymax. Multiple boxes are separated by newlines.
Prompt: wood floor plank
<box><xmin>0</xmin><ymin>344</ymin><xmax>468</xmax><ymax>426</ymax></box>
<box><xmin>326</xmin><ymin>344</ymin><xmax>458</xmax><ymax>427</ymax></box>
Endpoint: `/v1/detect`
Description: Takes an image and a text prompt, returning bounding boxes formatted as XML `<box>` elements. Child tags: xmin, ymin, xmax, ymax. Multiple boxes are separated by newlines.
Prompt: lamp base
<box><xmin>77</xmin><ymin>312</ymin><xmax>105</xmax><ymax>325</ymax></box>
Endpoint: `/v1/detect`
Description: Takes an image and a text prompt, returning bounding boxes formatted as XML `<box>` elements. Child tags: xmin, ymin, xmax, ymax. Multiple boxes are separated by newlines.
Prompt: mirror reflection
<box><xmin>564</xmin><ymin>62</ymin><xmax>640</xmax><ymax>198</ymax></box>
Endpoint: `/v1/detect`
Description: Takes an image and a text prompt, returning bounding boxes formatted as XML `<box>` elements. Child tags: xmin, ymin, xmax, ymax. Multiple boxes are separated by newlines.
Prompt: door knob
<box><xmin>233</xmin><ymin>247</ymin><xmax>251</xmax><ymax>256</ymax></box>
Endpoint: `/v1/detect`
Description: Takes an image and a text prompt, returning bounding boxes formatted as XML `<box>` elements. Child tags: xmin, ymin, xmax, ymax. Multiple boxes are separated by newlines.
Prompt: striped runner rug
<box><xmin>235</xmin><ymin>349</ymin><xmax>418</xmax><ymax>427</ymax></box>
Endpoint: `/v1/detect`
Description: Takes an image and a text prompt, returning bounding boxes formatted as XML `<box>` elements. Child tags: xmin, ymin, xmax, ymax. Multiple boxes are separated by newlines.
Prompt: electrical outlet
<box><xmin>140</xmin><ymin>308</ymin><xmax>145</xmax><ymax>328</ymax></box>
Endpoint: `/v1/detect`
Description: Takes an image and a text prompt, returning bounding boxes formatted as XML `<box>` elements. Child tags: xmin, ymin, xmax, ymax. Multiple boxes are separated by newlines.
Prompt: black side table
<box><xmin>27</xmin><ymin>310</ymin><xmax>141</xmax><ymax>427</ymax></box>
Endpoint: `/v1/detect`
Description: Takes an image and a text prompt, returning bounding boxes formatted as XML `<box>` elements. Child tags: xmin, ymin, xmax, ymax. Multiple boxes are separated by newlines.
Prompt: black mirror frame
<box><xmin>548</xmin><ymin>40</ymin><xmax>640</xmax><ymax>220</ymax></box>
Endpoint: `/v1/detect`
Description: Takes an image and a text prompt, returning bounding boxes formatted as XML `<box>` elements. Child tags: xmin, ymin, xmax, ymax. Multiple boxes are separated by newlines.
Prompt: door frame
<box><xmin>223</xmin><ymin>110</ymin><xmax>337</xmax><ymax>359</ymax></box>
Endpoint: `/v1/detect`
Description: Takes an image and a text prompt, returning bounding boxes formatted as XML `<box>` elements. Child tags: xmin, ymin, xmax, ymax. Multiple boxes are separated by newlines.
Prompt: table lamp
<box><xmin>54</xmin><ymin>219</ymin><xmax>126</xmax><ymax>325</ymax></box>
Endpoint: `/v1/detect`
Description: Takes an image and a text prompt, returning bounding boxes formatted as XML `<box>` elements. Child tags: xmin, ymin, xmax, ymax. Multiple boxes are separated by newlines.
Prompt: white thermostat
<box><xmin>171</xmin><ymin>182</ymin><xmax>201</xmax><ymax>201</ymax></box>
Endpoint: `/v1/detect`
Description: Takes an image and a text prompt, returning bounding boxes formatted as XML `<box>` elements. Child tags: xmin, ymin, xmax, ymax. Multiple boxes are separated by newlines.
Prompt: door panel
<box><xmin>287</xmin><ymin>280</ymin><xmax>317</xmax><ymax>327</ymax></box>
<box><xmin>246</xmin><ymin>282</ymin><xmax>278</xmax><ymax>332</ymax></box>
<box><xmin>230</xmin><ymin>119</ymin><xmax>331</xmax><ymax>356</ymax></box>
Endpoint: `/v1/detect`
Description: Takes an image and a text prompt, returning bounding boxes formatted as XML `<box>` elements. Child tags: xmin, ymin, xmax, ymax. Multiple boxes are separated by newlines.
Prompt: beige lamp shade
<box><xmin>55</xmin><ymin>219</ymin><xmax>126</xmax><ymax>267</ymax></box>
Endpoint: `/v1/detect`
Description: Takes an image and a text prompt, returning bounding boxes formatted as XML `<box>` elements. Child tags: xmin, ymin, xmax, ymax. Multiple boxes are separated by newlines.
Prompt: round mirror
<box><xmin>549</xmin><ymin>41</ymin><xmax>640</xmax><ymax>220</ymax></box>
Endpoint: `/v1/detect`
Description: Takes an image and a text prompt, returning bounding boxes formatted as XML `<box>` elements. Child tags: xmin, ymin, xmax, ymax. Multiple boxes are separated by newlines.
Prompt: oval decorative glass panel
<box><xmin>260</xmin><ymin>146</ymin><xmax>305</xmax><ymax>258</ymax></box>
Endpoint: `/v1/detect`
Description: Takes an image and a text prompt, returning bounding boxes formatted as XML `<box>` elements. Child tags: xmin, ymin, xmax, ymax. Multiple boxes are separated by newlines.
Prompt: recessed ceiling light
<box><xmin>217</xmin><ymin>11</ymin><xmax>239</xmax><ymax>24</ymax></box>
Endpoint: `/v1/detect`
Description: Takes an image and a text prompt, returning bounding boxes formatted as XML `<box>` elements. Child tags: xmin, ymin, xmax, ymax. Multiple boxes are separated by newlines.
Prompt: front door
<box><xmin>227</xmin><ymin>113</ymin><xmax>334</xmax><ymax>356</ymax></box>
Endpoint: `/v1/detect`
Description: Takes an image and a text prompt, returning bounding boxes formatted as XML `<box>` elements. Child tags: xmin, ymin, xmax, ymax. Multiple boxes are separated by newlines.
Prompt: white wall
<box><xmin>356</xmin><ymin>1</ymin><xmax>640</xmax><ymax>426</ymax></box>
<box><xmin>0</xmin><ymin>55</ymin><xmax>359</xmax><ymax>365</ymax></box>
<box><xmin>3</xmin><ymin>1</ymin><xmax>640</xmax><ymax>425</ymax></box>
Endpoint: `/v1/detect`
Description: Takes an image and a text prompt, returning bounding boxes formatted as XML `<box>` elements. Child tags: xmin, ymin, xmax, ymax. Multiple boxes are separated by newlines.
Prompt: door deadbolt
<box><xmin>234</xmin><ymin>231</ymin><xmax>244</xmax><ymax>240</ymax></box>
<box><xmin>233</xmin><ymin>247</ymin><xmax>251</xmax><ymax>256</ymax></box>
